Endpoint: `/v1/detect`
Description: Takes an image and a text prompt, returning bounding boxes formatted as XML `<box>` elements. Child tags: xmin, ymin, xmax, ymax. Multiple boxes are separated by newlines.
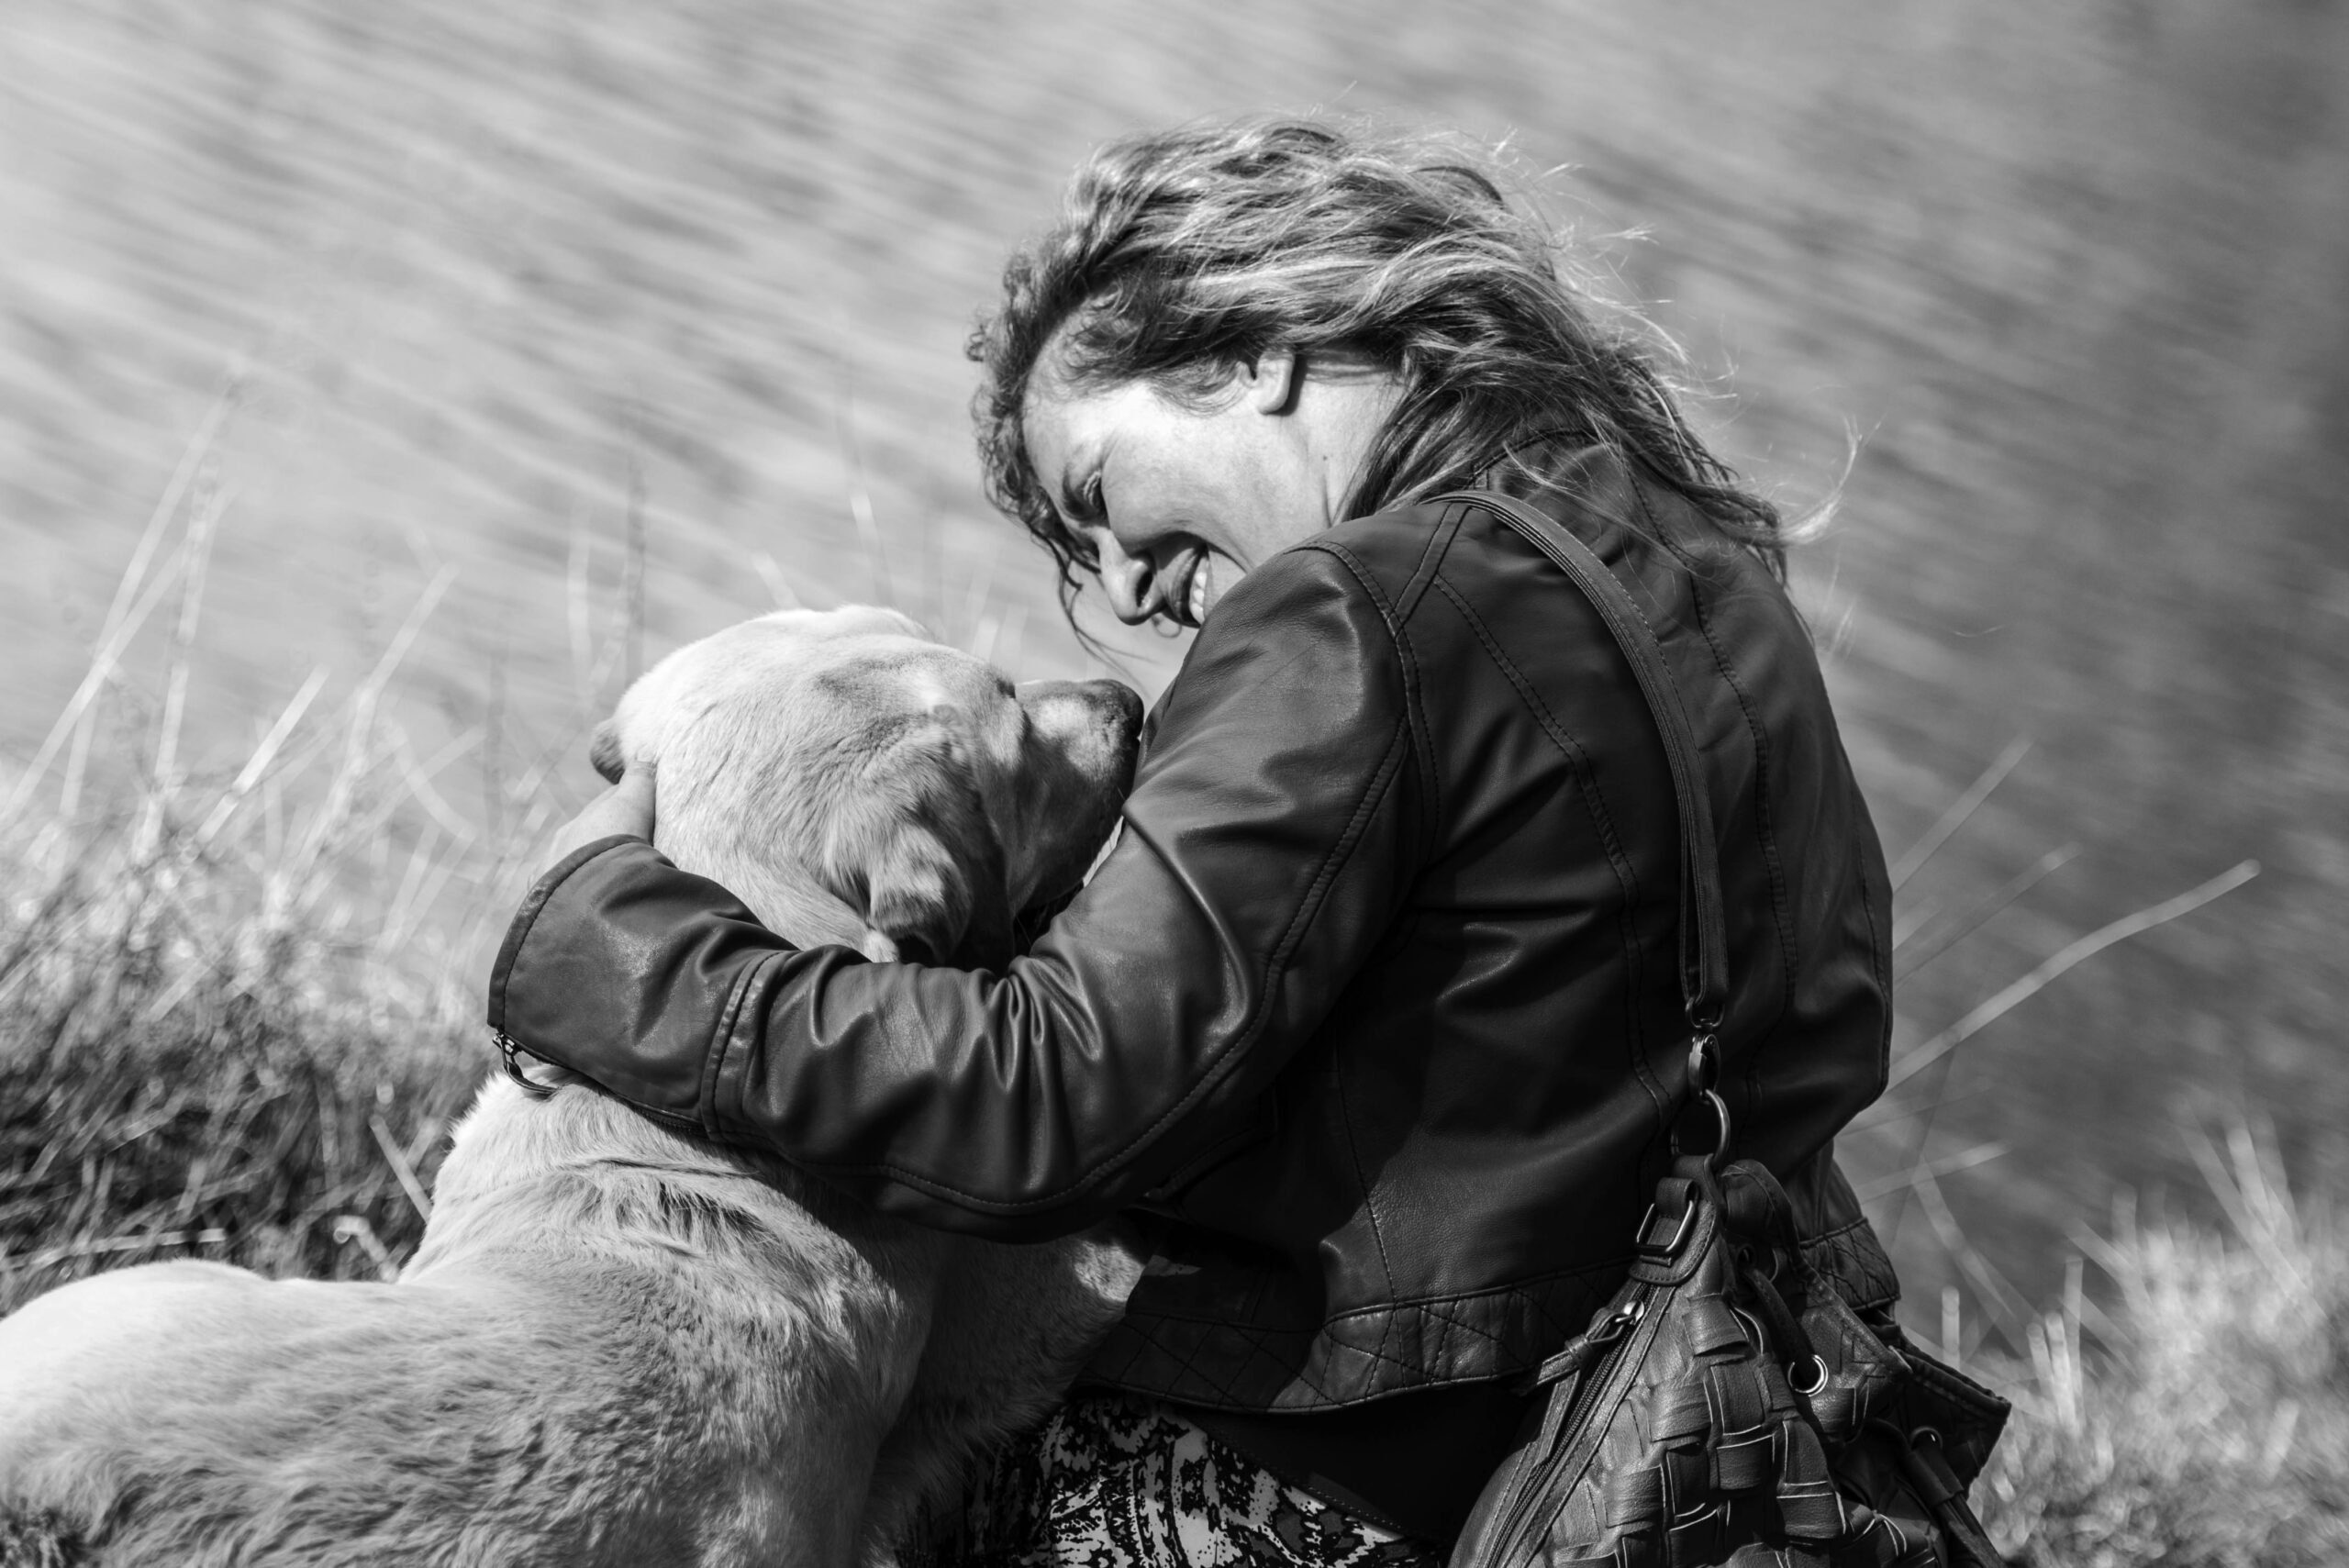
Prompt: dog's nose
<box><xmin>1086</xmin><ymin>679</ymin><xmax>1145</xmax><ymax>740</ymax></box>
<box><xmin>1019</xmin><ymin>678</ymin><xmax>1144</xmax><ymax>742</ymax></box>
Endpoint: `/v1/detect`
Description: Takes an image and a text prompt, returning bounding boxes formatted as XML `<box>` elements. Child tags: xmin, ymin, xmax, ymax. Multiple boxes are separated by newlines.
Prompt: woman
<box><xmin>492</xmin><ymin>119</ymin><xmax>1898</xmax><ymax>1562</ymax></box>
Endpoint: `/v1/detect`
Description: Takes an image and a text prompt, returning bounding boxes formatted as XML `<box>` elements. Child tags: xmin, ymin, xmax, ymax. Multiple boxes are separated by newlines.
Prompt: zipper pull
<box><xmin>493</xmin><ymin>1031</ymin><xmax>558</xmax><ymax>1100</ymax></box>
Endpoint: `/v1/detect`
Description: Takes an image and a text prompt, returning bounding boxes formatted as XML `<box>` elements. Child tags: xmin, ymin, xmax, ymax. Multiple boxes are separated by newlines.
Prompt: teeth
<box><xmin>1186</xmin><ymin>556</ymin><xmax>1211</xmax><ymax>625</ymax></box>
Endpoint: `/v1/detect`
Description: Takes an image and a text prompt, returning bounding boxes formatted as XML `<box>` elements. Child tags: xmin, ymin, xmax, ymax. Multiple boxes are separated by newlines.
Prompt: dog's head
<box><xmin>592</xmin><ymin>606</ymin><xmax>1141</xmax><ymax>971</ymax></box>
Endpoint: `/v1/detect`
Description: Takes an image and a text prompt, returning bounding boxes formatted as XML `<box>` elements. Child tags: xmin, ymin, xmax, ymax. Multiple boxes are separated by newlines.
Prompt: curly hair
<box><xmin>968</xmin><ymin>117</ymin><xmax>1786</xmax><ymax>620</ymax></box>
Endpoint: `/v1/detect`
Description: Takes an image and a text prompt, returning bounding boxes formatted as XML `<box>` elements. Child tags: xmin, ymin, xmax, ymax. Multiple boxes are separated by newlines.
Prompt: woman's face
<box><xmin>1020</xmin><ymin>349</ymin><xmax>1401</xmax><ymax>629</ymax></box>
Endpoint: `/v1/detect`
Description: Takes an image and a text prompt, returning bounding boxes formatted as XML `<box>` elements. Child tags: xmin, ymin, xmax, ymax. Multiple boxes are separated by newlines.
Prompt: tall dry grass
<box><xmin>0</xmin><ymin>738</ymin><xmax>506</xmax><ymax>1314</ymax></box>
<box><xmin>1839</xmin><ymin>747</ymin><xmax>2348</xmax><ymax>1563</ymax></box>
<box><xmin>0</xmin><ymin>462</ymin><xmax>539</xmax><ymax>1313</ymax></box>
<box><xmin>1970</xmin><ymin>1124</ymin><xmax>2349</xmax><ymax>1563</ymax></box>
<box><xmin>0</xmin><ymin>811</ymin><xmax>480</xmax><ymax>1312</ymax></box>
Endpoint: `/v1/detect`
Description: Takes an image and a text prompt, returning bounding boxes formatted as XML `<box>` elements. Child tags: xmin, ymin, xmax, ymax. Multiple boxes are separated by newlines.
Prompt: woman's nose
<box><xmin>1091</xmin><ymin>530</ymin><xmax>1163</xmax><ymax>626</ymax></box>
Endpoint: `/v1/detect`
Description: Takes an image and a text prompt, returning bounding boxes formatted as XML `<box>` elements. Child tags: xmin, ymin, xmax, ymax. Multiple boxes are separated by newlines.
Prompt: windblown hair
<box><xmin>969</xmin><ymin>117</ymin><xmax>1787</xmax><ymax>619</ymax></box>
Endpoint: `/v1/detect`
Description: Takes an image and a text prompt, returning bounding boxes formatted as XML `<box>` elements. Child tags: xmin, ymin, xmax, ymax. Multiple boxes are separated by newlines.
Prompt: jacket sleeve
<box><xmin>485</xmin><ymin>541</ymin><xmax>1424</xmax><ymax>1240</ymax></box>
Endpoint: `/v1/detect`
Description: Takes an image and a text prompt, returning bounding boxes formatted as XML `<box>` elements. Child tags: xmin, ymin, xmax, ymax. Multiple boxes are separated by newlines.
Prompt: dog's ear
<box><xmin>847</xmin><ymin>728</ymin><xmax>1016</xmax><ymax>973</ymax></box>
<box><xmin>589</xmin><ymin>720</ymin><xmax>625</xmax><ymax>784</ymax></box>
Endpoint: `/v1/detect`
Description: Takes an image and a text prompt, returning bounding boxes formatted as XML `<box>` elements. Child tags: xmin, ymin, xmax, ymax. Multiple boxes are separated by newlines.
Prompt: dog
<box><xmin>0</xmin><ymin>606</ymin><xmax>1146</xmax><ymax>1567</ymax></box>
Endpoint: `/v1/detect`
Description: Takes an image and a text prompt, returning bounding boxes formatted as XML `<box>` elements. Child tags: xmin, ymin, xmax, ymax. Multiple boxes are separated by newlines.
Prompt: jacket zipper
<box><xmin>493</xmin><ymin>1030</ymin><xmax>706</xmax><ymax>1137</ymax></box>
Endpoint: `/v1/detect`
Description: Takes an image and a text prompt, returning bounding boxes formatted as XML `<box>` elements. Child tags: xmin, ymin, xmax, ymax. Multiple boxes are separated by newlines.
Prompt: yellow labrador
<box><xmin>0</xmin><ymin>606</ymin><xmax>1144</xmax><ymax>1568</ymax></box>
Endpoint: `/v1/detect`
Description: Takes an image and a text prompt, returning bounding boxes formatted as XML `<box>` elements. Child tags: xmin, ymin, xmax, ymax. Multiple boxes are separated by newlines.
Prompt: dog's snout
<box><xmin>1085</xmin><ymin>680</ymin><xmax>1145</xmax><ymax>751</ymax></box>
<box><xmin>1018</xmin><ymin>678</ymin><xmax>1144</xmax><ymax>752</ymax></box>
<box><xmin>1096</xmin><ymin>680</ymin><xmax>1145</xmax><ymax>739</ymax></box>
<box><xmin>1010</xmin><ymin>678</ymin><xmax>1144</xmax><ymax>912</ymax></box>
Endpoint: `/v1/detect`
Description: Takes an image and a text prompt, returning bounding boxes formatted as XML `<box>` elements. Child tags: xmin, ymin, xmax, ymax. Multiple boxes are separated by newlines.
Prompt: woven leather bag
<box><xmin>1436</xmin><ymin>492</ymin><xmax>2009</xmax><ymax>1568</ymax></box>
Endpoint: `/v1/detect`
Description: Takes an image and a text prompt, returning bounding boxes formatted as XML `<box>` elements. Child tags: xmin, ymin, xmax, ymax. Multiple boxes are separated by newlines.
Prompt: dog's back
<box><xmin>0</xmin><ymin>1083</ymin><xmax>946</xmax><ymax>1567</ymax></box>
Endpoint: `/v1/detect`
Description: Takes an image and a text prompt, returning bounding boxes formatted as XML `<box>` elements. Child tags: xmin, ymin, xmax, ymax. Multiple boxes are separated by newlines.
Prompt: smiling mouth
<box><xmin>1165</xmin><ymin>550</ymin><xmax>1213</xmax><ymax>629</ymax></box>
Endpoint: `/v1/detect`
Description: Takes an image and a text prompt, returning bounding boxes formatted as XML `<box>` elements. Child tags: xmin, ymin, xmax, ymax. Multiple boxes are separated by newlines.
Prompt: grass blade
<box><xmin>1888</xmin><ymin>859</ymin><xmax>2260</xmax><ymax>1090</ymax></box>
<box><xmin>283</xmin><ymin>566</ymin><xmax>458</xmax><ymax>897</ymax></box>
<box><xmin>1</xmin><ymin>539</ymin><xmax>191</xmax><ymax>826</ymax></box>
<box><xmin>751</xmin><ymin>550</ymin><xmax>805</xmax><ymax>610</ymax></box>
<box><xmin>196</xmin><ymin>667</ymin><xmax>333</xmax><ymax>848</ymax></box>
<box><xmin>1853</xmin><ymin>1139</ymin><xmax>2010</xmax><ymax>1202</ymax></box>
<box><xmin>59</xmin><ymin>380</ymin><xmax>240</xmax><ymax>818</ymax></box>
<box><xmin>138</xmin><ymin>475</ymin><xmax>232</xmax><ymax>861</ymax></box>
<box><xmin>368</xmin><ymin>1114</ymin><xmax>434</xmax><ymax>1224</ymax></box>
<box><xmin>834</xmin><ymin>390</ymin><xmax>899</xmax><ymax>610</ymax></box>
<box><xmin>1890</xmin><ymin>736</ymin><xmax>2030</xmax><ymax>891</ymax></box>
<box><xmin>1895</xmin><ymin>842</ymin><xmax>2082</xmax><ymax>979</ymax></box>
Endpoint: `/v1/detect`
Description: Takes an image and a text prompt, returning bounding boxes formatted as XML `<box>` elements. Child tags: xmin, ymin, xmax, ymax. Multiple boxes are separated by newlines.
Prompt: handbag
<box><xmin>1433</xmin><ymin>489</ymin><xmax>2011</xmax><ymax>1568</ymax></box>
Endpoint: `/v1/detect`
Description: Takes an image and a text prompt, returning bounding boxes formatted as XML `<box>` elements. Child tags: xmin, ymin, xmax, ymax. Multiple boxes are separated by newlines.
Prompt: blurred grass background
<box><xmin>2</xmin><ymin>0</ymin><xmax>2347</xmax><ymax>1551</ymax></box>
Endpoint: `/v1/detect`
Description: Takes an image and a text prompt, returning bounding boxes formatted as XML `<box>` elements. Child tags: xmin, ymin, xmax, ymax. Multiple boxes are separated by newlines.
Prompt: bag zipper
<box><xmin>1488</xmin><ymin>1284</ymin><xmax>1669</xmax><ymax>1562</ymax></box>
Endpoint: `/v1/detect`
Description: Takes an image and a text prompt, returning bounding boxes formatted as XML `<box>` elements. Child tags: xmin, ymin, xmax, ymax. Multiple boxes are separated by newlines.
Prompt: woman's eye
<box><xmin>1052</xmin><ymin>473</ymin><xmax>1108</xmax><ymax>534</ymax></box>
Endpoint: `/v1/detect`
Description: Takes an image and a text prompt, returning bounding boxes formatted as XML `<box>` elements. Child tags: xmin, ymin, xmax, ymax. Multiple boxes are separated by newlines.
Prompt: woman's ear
<box><xmin>1242</xmin><ymin>348</ymin><xmax>1301</xmax><ymax>416</ymax></box>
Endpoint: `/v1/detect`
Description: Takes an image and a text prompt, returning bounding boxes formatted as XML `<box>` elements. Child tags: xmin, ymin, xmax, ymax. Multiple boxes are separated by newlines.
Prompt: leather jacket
<box><xmin>486</xmin><ymin>444</ymin><xmax>1900</xmax><ymax>1414</ymax></box>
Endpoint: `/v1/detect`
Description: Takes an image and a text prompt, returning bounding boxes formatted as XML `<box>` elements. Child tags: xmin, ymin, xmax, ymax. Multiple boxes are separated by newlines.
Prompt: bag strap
<box><xmin>1431</xmin><ymin>488</ymin><xmax>1729</xmax><ymax>1043</ymax></box>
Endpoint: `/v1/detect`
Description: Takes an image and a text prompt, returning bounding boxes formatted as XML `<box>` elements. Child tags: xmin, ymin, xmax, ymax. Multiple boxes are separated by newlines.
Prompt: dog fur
<box><xmin>0</xmin><ymin>606</ymin><xmax>1145</xmax><ymax>1568</ymax></box>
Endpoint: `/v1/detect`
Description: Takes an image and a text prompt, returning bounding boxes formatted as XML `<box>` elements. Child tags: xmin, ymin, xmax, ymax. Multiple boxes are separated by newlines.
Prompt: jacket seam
<box><xmin>1115</xmin><ymin>1213</ymin><xmax>1874</xmax><ymax>1334</ymax></box>
<box><xmin>1382</xmin><ymin>506</ymin><xmax>1457</xmax><ymax>622</ymax></box>
<box><xmin>1119</xmin><ymin>1257</ymin><xmax>1626</xmax><ymax>1330</ymax></box>
<box><xmin>1427</xmin><ymin>569</ymin><xmax>1670</xmax><ymax>1125</ymax></box>
<box><xmin>703</xmin><ymin>951</ymin><xmax>776</xmax><ymax>1140</ymax></box>
<box><xmin>1865</xmin><ymin>831</ymin><xmax>1893</xmax><ymax>1092</ymax></box>
<box><xmin>1109</xmin><ymin>1220</ymin><xmax>1889</xmax><ymax>1373</ymax></box>
<box><xmin>1806</xmin><ymin>1216</ymin><xmax>1872</xmax><ymax>1247</ymax></box>
<box><xmin>1305</xmin><ymin>535</ymin><xmax>1433</xmax><ymax>1296</ymax></box>
<box><xmin>1312</xmin><ymin>534</ymin><xmax>1444</xmax><ymax>870</ymax></box>
<box><xmin>1324</xmin><ymin>1048</ymin><xmax>1399</xmax><ymax>1302</ymax></box>
<box><xmin>1359</xmin><ymin>514</ymin><xmax>1460</xmax><ymax>862</ymax></box>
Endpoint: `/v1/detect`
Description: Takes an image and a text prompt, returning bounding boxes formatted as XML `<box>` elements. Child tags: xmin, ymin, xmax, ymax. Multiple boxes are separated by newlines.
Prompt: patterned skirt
<box><xmin>938</xmin><ymin>1394</ymin><xmax>1446</xmax><ymax>1568</ymax></box>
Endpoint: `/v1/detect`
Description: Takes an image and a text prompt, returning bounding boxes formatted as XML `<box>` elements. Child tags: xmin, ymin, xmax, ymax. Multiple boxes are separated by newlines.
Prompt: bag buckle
<box><xmin>1635</xmin><ymin>1196</ymin><xmax>1699</xmax><ymax>1259</ymax></box>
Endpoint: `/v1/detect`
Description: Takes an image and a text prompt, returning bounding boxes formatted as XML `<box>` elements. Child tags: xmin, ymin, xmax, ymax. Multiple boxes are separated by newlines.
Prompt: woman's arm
<box><xmin>488</xmin><ymin>542</ymin><xmax>1424</xmax><ymax>1240</ymax></box>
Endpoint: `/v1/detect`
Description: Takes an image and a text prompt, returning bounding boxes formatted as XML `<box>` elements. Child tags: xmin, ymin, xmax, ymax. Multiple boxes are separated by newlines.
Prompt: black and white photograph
<box><xmin>0</xmin><ymin>3</ymin><xmax>2343</xmax><ymax>1562</ymax></box>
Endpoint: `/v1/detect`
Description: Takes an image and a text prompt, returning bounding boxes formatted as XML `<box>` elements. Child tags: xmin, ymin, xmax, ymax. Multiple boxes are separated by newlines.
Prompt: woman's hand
<box><xmin>539</xmin><ymin>763</ymin><xmax>656</xmax><ymax>882</ymax></box>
